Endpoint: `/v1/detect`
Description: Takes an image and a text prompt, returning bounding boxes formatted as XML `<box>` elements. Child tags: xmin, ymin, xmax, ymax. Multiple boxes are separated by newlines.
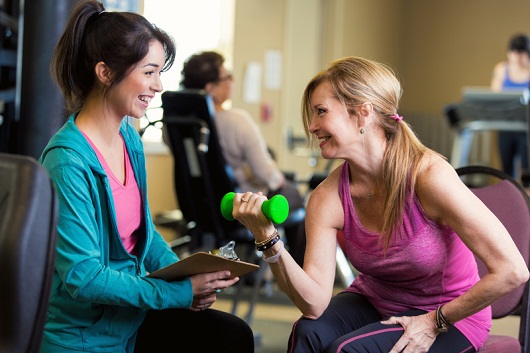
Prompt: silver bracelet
<box><xmin>262</xmin><ymin>240</ymin><xmax>284</xmax><ymax>263</ymax></box>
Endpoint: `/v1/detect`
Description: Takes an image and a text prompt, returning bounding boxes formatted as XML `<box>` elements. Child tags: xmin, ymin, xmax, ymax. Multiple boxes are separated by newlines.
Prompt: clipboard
<box><xmin>147</xmin><ymin>252</ymin><xmax>260</xmax><ymax>281</ymax></box>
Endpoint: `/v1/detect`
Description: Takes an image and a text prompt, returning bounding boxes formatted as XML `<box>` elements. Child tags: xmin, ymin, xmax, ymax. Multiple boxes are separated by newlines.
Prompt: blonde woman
<box><xmin>233</xmin><ymin>56</ymin><xmax>528</xmax><ymax>352</ymax></box>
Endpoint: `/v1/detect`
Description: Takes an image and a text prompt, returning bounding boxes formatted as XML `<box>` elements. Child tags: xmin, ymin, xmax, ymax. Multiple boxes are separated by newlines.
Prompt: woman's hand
<box><xmin>232</xmin><ymin>192</ymin><xmax>276</xmax><ymax>239</ymax></box>
<box><xmin>188</xmin><ymin>270</ymin><xmax>238</xmax><ymax>312</ymax></box>
<box><xmin>381</xmin><ymin>312</ymin><xmax>438</xmax><ymax>353</ymax></box>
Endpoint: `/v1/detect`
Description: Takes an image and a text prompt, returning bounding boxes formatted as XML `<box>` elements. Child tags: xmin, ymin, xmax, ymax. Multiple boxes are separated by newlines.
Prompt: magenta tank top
<box><xmin>339</xmin><ymin>162</ymin><xmax>491</xmax><ymax>349</ymax></box>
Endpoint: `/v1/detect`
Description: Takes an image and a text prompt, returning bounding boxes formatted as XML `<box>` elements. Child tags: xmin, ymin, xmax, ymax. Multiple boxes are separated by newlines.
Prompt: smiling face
<box><xmin>308</xmin><ymin>81</ymin><xmax>360</xmax><ymax>160</ymax></box>
<box><xmin>106</xmin><ymin>40</ymin><xmax>166</xmax><ymax>119</ymax></box>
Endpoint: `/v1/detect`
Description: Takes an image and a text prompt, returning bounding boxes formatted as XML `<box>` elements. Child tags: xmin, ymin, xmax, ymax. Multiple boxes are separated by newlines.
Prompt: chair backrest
<box><xmin>0</xmin><ymin>153</ymin><xmax>58</xmax><ymax>353</ymax></box>
<box><xmin>161</xmin><ymin>89</ymin><xmax>247</xmax><ymax>247</ymax></box>
<box><xmin>456</xmin><ymin>165</ymin><xmax>530</xmax><ymax>351</ymax></box>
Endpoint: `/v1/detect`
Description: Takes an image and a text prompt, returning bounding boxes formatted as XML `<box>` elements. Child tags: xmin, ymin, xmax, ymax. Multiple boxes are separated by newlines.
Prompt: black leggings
<box><xmin>134</xmin><ymin>308</ymin><xmax>254</xmax><ymax>353</ymax></box>
<box><xmin>499</xmin><ymin>131</ymin><xmax>528</xmax><ymax>178</ymax></box>
<box><xmin>287</xmin><ymin>292</ymin><xmax>475</xmax><ymax>353</ymax></box>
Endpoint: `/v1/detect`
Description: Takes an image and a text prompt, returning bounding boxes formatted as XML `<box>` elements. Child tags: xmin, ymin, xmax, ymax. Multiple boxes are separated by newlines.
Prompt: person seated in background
<box><xmin>490</xmin><ymin>33</ymin><xmax>530</xmax><ymax>178</ymax></box>
<box><xmin>38</xmin><ymin>1</ymin><xmax>254</xmax><ymax>352</ymax></box>
<box><xmin>232</xmin><ymin>56</ymin><xmax>529</xmax><ymax>352</ymax></box>
<box><xmin>179</xmin><ymin>50</ymin><xmax>306</xmax><ymax>267</ymax></box>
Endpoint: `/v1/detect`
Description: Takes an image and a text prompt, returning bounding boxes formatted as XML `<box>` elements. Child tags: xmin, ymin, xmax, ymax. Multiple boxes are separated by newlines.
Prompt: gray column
<box><xmin>15</xmin><ymin>0</ymin><xmax>80</xmax><ymax>158</ymax></box>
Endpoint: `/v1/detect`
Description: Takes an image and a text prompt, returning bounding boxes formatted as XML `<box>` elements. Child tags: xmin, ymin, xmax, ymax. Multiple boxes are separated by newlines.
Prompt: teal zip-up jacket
<box><xmin>39</xmin><ymin>115</ymin><xmax>193</xmax><ymax>353</ymax></box>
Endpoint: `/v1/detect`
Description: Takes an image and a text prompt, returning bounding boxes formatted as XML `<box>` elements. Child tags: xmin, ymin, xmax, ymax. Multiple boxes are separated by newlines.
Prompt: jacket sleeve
<box><xmin>143</xmin><ymin>227</ymin><xmax>179</xmax><ymax>272</ymax></box>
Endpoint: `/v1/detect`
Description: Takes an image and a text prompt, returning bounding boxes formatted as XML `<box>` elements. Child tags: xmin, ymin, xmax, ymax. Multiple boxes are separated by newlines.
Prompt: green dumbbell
<box><xmin>220</xmin><ymin>192</ymin><xmax>289</xmax><ymax>224</ymax></box>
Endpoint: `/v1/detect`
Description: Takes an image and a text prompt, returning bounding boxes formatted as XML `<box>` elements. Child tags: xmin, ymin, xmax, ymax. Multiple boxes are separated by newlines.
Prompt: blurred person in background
<box><xmin>179</xmin><ymin>50</ymin><xmax>306</xmax><ymax>267</ymax></box>
<box><xmin>490</xmin><ymin>33</ymin><xmax>530</xmax><ymax>178</ymax></box>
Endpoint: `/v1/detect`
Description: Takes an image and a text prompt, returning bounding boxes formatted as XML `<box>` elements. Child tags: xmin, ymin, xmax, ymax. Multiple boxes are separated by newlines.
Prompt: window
<box><xmin>140</xmin><ymin>0</ymin><xmax>235</xmax><ymax>142</ymax></box>
<box><xmin>104</xmin><ymin>0</ymin><xmax>139</xmax><ymax>12</ymax></box>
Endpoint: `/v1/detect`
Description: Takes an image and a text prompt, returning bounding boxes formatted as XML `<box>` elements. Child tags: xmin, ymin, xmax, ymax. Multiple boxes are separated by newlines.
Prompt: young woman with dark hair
<box><xmin>39</xmin><ymin>1</ymin><xmax>254</xmax><ymax>352</ymax></box>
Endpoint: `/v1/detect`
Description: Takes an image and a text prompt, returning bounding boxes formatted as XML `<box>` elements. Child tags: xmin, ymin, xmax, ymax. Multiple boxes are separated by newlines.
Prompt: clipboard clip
<box><xmin>215</xmin><ymin>240</ymin><xmax>240</xmax><ymax>260</ymax></box>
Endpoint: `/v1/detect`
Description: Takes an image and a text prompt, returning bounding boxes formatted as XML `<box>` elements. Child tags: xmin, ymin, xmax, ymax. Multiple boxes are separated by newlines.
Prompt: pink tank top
<box><xmin>339</xmin><ymin>162</ymin><xmax>491</xmax><ymax>349</ymax></box>
<box><xmin>83</xmin><ymin>133</ymin><xmax>141</xmax><ymax>255</ymax></box>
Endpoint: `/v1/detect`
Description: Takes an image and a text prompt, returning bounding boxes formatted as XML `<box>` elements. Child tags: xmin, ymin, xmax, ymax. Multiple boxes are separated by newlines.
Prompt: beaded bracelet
<box><xmin>262</xmin><ymin>240</ymin><xmax>284</xmax><ymax>263</ymax></box>
<box><xmin>256</xmin><ymin>234</ymin><xmax>280</xmax><ymax>251</ymax></box>
<box><xmin>255</xmin><ymin>229</ymin><xmax>279</xmax><ymax>247</ymax></box>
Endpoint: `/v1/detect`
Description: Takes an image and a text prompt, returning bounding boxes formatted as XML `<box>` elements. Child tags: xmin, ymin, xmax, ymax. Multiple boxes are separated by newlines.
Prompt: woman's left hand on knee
<box><xmin>381</xmin><ymin>314</ymin><xmax>438</xmax><ymax>352</ymax></box>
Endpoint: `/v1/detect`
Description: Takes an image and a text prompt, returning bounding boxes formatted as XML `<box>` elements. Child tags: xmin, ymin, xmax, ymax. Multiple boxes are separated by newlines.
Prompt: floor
<box><xmin>212</xmin><ymin>286</ymin><xmax>300</xmax><ymax>353</ymax></box>
<box><xmin>212</xmin><ymin>283</ymin><xmax>521</xmax><ymax>353</ymax></box>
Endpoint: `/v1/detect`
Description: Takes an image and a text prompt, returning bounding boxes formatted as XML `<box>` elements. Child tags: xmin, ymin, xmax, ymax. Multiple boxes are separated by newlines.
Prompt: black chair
<box><xmin>456</xmin><ymin>165</ymin><xmax>530</xmax><ymax>353</ymax></box>
<box><xmin>161</xmin><ymin>90</ymin><xmax>253</xmax><ymax>250</ymax></box>
<box><xmin>161</xmin><ymin>89</ymin><xmax>306</xmax><ymax>324</ymax></box>
<box><xmin>0</xmin><ymin>153</ymin><xmax>58</xmax><ymax>353</ymax></box>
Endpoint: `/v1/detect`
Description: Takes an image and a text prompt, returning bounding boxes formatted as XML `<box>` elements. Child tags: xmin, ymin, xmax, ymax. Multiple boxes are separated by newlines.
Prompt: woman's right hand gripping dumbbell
<box><xmin>232</xmin><ymin>192</ymin><xmax>277</xmax><ymax>240</ymax></box>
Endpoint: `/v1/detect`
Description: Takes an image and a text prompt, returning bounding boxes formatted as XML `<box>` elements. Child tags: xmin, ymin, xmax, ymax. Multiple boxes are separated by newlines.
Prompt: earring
<box><xmin>360</xmin><ymin>128</ymin><xmax>364</xmax><ymax>134</ymax></box>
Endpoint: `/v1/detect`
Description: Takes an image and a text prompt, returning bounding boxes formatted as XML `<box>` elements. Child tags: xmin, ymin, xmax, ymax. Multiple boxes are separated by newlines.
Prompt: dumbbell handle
<box><xmin>220</xmin><ymin>192</ymin><xmax>289</xmax><ymax>224</ymax></box>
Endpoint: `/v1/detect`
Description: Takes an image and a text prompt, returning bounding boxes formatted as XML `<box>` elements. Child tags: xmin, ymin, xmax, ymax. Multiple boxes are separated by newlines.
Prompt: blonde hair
<box><xmin>302</xmin><ymin>56</ymin><xmax>431</xmax><ymax>249</ymax></box>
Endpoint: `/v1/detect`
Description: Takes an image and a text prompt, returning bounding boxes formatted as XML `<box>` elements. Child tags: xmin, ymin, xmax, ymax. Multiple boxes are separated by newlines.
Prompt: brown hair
<box><xmin>302</xmin><ymin>56</ymin><xmax>431</xmax><ymax>249</ymax></box>
<box><xmin>180</xmin><ymin>51</ymin><xmax>225</xmax><ymax>89</ymax></box>
<box><xmin>50</xmin><ymin>0</ymin><xmax>176</xmax><ymax>114</ymax></box>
